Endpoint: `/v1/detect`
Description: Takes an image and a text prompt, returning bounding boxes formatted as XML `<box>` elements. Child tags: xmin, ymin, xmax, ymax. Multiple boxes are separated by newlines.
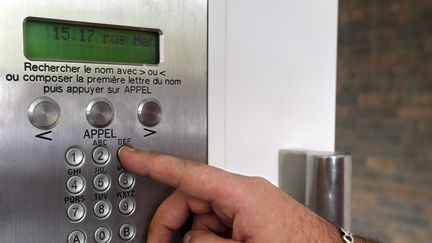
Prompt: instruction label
<box><xmin>3</xmin><ymin>62</ymin><xmax>182</xmax><ymax>95</ymax></box>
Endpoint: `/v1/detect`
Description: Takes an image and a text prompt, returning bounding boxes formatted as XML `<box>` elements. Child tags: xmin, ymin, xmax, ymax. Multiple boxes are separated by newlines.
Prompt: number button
<box><xmin>94</xmin><ymin>227</ymin><xmax>112</xmax><ymax>243</ymax></box>
<box><xmin>93</xmin><ymin>147</ymin><xmax>111</xmax><ymax>165</ymax></box>
<box><xmin>68</xmin><ymin>230</ymin><xmax>86</xmax><ymax>243</ymax></box>
<box><xmin>119</xmin><ymin>224</ymin><xmax>136</xmax><ymax>241</ymax></box>
<box><xmin>118</xmin><ymin>198</ymin><xmax>136</xmax><ymax>216</ymax></box>
<box><xmin>118</xmin><ymin>173</ymin><xmax>135</xmax><ymax>190</ymax></box>
<box><xmin>66</xmin><ymin>176</ymin><xmax>85</xmax><ymax>195</ymax></box>
<box><xmin>67</xmin><ymin>203</ymin><xmax>86</xmax><ymax>222</ymax></box>
<box><xmin>66</xmin><ymin>147</ymin><xmax>85</xmax><ymax>167</ymax></box>
<box><xmin>94</xmin><ymin>200</ymin><xmax>112</xmax><ymax>219</ymax></box>
<box><xmin>93</xmin><ymin>174</ymin><xmax>111</xmax><ymax>192</ymax></box>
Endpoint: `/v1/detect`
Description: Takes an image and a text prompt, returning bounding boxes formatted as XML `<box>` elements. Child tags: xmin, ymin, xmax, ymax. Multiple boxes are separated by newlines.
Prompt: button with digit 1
<box><xmin>66</xmin><ymin>147</ymin><xmax>85</xmax><ymax>167</ymax></box>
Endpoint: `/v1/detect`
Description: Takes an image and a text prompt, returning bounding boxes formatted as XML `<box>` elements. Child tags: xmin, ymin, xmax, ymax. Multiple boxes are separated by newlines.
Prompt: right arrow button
<box><xmin>137</xmin><ymin>99</ymin><xmax>162</xmax><ymax>127</ymax></box>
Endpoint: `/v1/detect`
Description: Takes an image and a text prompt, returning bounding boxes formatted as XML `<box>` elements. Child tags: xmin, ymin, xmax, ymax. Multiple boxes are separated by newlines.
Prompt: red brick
<box><xmin>398</xmin><ymin>108</ymin><xmax>432</xmax><ymax>119</ymax></box>
<box><xmin>365</xmin><ymin>158</ymin><xmax>397</xmax><ymax>173</ymax></box>
<box><xmin>357</xmin><ymin>93</ymin><xmax>399</xmax><ymax>106</ymax></box>
<box><xmin>404</xmin><ymin>94</ymin><xmax>432</xmax><ymax>106</ymax></box>
<box><xmin>337</xmin><ymin>0</ymin><xmax>432</xmax><ymax>241</ymax></box>
<box><xmin>413</xmin><ymin>229</ymin><xmax>430</xmax><ymax>242</ymax></box>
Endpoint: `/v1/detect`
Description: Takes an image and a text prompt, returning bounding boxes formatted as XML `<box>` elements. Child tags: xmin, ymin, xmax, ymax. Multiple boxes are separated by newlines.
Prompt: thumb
<box><xmin>183</xmin><ymin>230</ymin><xmax>241</xmax><ymax>243</ymax></box>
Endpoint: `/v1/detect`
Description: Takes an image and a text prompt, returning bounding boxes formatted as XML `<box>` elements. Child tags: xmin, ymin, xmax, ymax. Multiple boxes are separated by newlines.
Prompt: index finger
<box><xmin>118</xmin><ymin>146</ymin><xmax>244</xmax><ymax>202</ymax></box>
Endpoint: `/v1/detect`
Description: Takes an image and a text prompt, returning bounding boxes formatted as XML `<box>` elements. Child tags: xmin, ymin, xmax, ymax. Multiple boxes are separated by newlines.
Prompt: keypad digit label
<box><xmin>92</xmin><ymin>147</ymin><xmax>111</xmax><ymax>165</ymax></box>
<box><xmin>118</xmin><ymin>173</ymin><xmax>135</xmax><ymax>190</ymax></box>
<box><xmin>67</xmin><ymin>203</ymin><xmax>86</xmax><ymax>222</ymax></box>
<box><xmin>66</xmin><ymin>176</ymin><xmax>85</xmax><ymax>195</ymax></box>
<box><xmin>94</xmin><ymin>200</ymin><xmax>112</xmax><ymax>219</ymax></box>
<box><xmin>94</xmin><ymin>227</ymin><xmax>112</xmax><ymax>243</ymax></box>
<box><xmin>66</xmin><ymin>147</ymin><xmax>85</xmax><ymax>167</ymax></box>
<box><xmin>119</xmin><ymin>198</ymin><xmax>136</xmax><ymax>216</ymax></box>
<box><xmin>93</xmin><ymin>174</ymin><xmax>111</xmax><ymax>192</ymax></box>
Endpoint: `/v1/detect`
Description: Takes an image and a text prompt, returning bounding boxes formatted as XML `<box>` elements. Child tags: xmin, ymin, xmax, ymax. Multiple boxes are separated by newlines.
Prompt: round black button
<box><xmin>86</xmin><ymin>98</ymin><xmax>114</xmax><ymax>128</ymax></box>
<box><xmin>28</xmin><ymin>97</ymin><xmax>60</xmax><ymax>130</ymax></box>
<box><xmin>137</xmin><ymin>99</ymin><xmax>162</xmax><ymax>127</ymax></box>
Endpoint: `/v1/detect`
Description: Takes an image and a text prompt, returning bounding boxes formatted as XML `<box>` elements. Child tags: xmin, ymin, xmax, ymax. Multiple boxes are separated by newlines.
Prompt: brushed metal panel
<box><xmin>0</xmin><ymin>0</ymin><xmax>207</xmax><ymax>242</ymax></box>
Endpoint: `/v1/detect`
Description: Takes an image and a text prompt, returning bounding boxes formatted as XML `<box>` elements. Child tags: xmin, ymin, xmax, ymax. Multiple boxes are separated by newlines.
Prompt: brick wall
<box><xmin>336</xmin><ymin>0</ymin><xmax>432</xmax><ymax>242</ymax></box>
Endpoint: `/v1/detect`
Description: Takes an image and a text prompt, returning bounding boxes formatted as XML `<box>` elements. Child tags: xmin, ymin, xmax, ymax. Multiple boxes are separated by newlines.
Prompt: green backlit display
<box><xmin>24</xmin><ymin>18</ymin><xmax>160</xmax><ymax>64</ymax></box>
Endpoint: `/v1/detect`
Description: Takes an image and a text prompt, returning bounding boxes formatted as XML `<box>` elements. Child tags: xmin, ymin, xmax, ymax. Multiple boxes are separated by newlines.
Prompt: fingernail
<box><xmin>183</xmin><ymin>231</ymin><xmax>192</xmax><ymax>243</ymax></box>
<box><xmin>117</xmin><ymin>145</ymin><xmax>134</xmax><ymax>157</ymax></box>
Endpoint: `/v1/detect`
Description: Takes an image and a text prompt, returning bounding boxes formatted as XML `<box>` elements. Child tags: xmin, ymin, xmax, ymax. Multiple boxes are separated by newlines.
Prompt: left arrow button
<box><xmin>28</xmin><ymin>97</ymin><xmax>60</xmax><ymax>130</ymax></box>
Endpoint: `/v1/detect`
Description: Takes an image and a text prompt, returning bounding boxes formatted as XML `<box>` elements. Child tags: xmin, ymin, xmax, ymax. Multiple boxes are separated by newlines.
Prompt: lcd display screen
<box><xmin>24</xmin><ymin>18</ymin><xmax>160</xmax><ymax>64</ymax></box>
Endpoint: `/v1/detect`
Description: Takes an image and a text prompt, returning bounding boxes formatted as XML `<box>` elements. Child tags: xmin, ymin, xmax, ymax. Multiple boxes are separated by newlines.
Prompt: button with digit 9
<box><xmin>118</xmin><ymin>198</ymin><xmax>136</xmax><ymax>216</ymax></box>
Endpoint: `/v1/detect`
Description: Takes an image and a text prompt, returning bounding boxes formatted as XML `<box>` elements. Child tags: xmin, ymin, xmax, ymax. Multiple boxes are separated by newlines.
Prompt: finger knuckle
<box><xmin>250</xmin><ymin>176</ymin><xmax>271</xmax><ymax>186</ymax></box>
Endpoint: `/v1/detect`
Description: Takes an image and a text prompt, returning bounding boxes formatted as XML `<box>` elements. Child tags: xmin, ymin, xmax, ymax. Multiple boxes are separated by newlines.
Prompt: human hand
<box><xmin>118</xmin><ymin>146</ymin><xmax>342</xmax><ymax>243</ymax></box>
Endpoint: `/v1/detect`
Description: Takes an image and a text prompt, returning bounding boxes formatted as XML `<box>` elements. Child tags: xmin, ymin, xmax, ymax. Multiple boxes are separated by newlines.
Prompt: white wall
<box><xmin>209</xmin><ymin>0</ymin><xmax>338</xmax><ymax>185</ymax></box>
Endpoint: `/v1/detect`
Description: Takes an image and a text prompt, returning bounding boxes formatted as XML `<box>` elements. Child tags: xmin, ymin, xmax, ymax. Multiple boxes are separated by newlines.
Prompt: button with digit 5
<box><xmin>93</xmin><ymin>174</ymin><xmax>111</xmax><ymax>192</ymax></box>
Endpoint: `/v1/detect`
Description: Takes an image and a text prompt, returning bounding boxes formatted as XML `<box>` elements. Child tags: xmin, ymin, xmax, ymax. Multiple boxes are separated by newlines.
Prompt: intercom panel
<box><xmin>0</xmin><ymin>0</ymin><xmax>207</xmax><ymax>242</ymax></box>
